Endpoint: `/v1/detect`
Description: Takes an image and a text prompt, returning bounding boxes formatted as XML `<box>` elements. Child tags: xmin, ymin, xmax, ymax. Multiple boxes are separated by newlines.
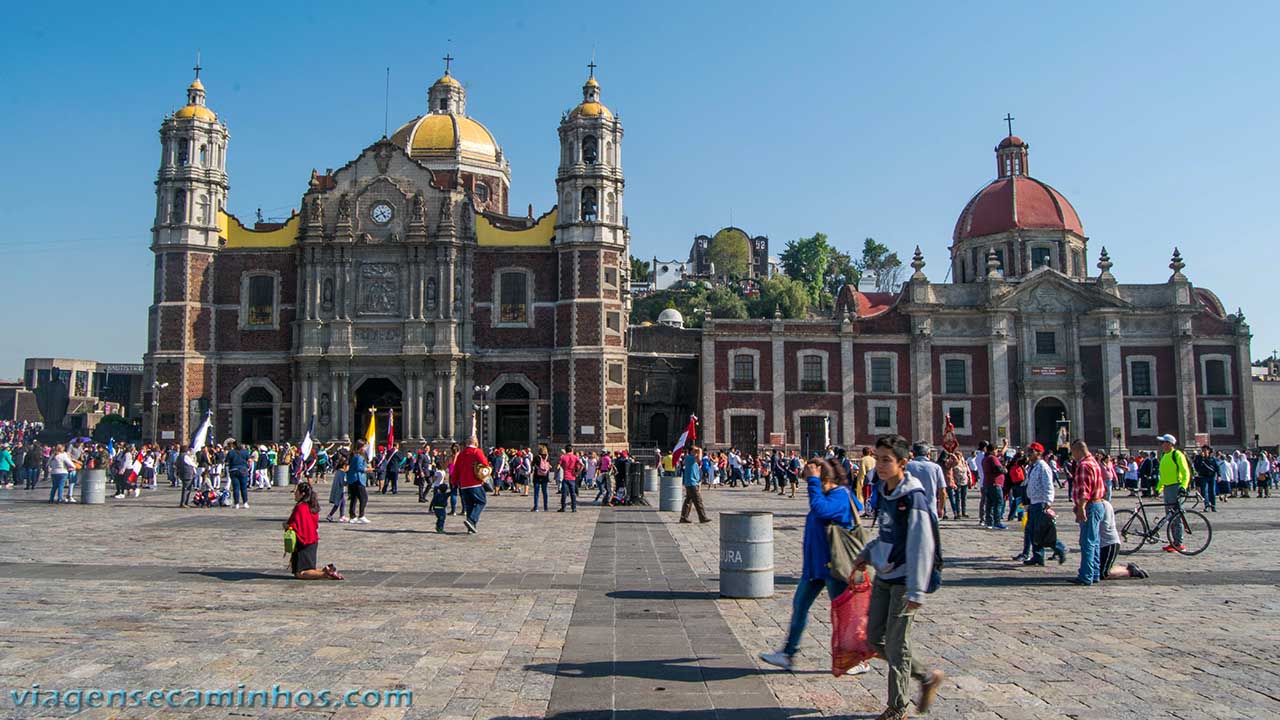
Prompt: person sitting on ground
<box><xmin>1098</xmin><ymin>498</ymin><xmax>1148</xmax><ymax>580</ymax></box>
<box><xmin>760</xmin><ymin>458</ymin><xmax>870</xmax><ymax>676</ymax></box>
<box><xmin>284</xmin><ymin>481</ymin><xmax>343</xmax><ymax>580</ymax></box>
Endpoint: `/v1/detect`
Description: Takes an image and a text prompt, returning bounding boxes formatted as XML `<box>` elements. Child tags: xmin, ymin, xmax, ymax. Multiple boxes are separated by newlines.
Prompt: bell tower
<box><xmin>551</xmin><ymin>64</ymin><xmax>631</xmax><ymax>451</ymax></box>
<box><xmin>145</xmin><ymin>57</ymin><xmax>229</xmax><ymax>442</ymax></box>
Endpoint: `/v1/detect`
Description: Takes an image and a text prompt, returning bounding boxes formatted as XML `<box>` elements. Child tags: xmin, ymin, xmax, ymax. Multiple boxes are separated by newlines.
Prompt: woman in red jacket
<box><xmin>285</xmin><ymin>481</ymin><xmax>344</xmax><ymax>580</ymax></box>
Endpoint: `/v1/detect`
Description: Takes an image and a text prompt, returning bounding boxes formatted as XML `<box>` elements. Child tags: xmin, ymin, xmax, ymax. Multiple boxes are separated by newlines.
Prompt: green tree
<box><xmin>706</xmin><ymin>228</ymin><xmax>750</xmax><ymax>279</ymax></box>
<box><xmin>750</xmin><ymin>274</ymin><xmax>810</xmax><ymax>318</ymax></box>
<box><xmin>629</xmin><ymin>255</ymin><xmax>651</xmax><ymax>284</ymax></box>
<box><xmin>779</xmin><ymin>232</ymin><xmax>831</xmax><ymax>302</ymax></box>
<box><xmin>856</xmin><ymin>238</ymin><xmax>904</xmax><ymax>292</ymax></box>
<box><xmin>705</xmin><ymin>285</ymin><xmax>748</xmax><ymax>319</ymax></box>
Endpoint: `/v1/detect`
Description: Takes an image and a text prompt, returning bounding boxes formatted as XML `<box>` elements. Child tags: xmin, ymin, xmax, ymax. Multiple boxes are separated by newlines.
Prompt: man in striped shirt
<box><xmin>1070</xmin><ymin>439</ymin><xmax>1107</xmax><ymax>586</ymax></box>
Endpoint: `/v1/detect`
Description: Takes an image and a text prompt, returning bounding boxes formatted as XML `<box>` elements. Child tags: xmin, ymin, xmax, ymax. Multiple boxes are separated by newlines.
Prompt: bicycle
<box><xmin>1115</xmin><ymin>492</ymin><xmax>1211</xmax><ymax>556</ymax></box>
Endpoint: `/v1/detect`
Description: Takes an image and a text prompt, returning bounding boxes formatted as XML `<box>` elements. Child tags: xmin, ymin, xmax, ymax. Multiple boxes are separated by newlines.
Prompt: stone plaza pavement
<box><xmin>0</xmin><ymin>478</ymin><xmax>1277</xmax><ymax>719</ymax></box>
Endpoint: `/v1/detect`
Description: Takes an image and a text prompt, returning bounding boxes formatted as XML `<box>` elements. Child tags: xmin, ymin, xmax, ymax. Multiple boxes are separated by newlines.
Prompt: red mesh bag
<box><xmin>830</xmin><ymin>575</ymin><xmax>876</xmax><ymax>676</ymax></box>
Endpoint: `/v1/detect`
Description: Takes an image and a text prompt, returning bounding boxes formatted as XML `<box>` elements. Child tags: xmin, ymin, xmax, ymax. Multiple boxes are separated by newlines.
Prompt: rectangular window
<box><xmin>606</xmin><ymin>311</ymin><xmax>621</xmax><ymax>333</ymax></box>
<box><xmin>499</xmin><ymin>272</ymin><xmax>528</xmax><ymax>324</ymax></box>
<box><xmin>869</xmin><ymin>357</ymin><xmax>893</xmax><ymax>393</ymax></box>
<box><xmin>1205</xmin><ymin>359</ymin><xmax>1227</xmax><ymax>395</ymax></box>
<box><xmin>874</xmin><ymin>405</ymin><xmax>892</xmax><ymax>429</ymax></box>
<box><xmin>732</xmin><ymin>355</ymin><xmax>755</xmax><ymax>391</ymax></box>
<box><xmin>608</xmin><ymin>408</ymin><xmax>624</xmax><ymax>430</ymax></box>
<box><xmin>1136</xmin><ymin>408</ymin><xmax>1153</xmax><ymax>430</ymax></box>
<box><xmin>608</xmin><ymin>363</ymin><xmax>623</xmax><ymax>385</ymax></box>
<box><xmin>1131</xmin><ymin>361</ymin><xmax>1153</xmax><ymax>396</ymax></box>
<box><xmin>604</xmin><ymin>267</ymin><xmax>618</xmax><ymax>287</ymax></box>
<box><xmin>1031</xmin><ymin>247</ymin><xmax>1052</xmax><ymax>268</ymax></box>
<box><xmin>1035</xmin><ymin>331</ymin><xmax>1056</xmax><ymax>356</ymax></box>
<box><xmin>944</xmin><ymin>358</ymin><xmax>967</xmax><ymax>394</ymax></box>
<box><xmin>1210</xmin><ymin>406</ymin><xmax>1228</xmax><ymax>429</ymax></box>
<box><xmin>801</xmin><ymin>356</ymin><xmax>825</xmax><ymax>392</ymax></box>
<box><xmin>946</xmin><ymin>405</ymin><xmax>966</xmax><ymax>430</ymax></box>
<box><xmin>247</xmin><ymin>276</ymin><xmax>275</xmax><ymax>326</ymax></box>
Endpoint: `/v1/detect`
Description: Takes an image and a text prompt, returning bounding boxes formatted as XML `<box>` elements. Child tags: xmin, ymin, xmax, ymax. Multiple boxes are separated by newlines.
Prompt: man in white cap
<box><xmin>1154</xmin><ymin>433</ymin><xmax>1191</xmax><ymax>552</ymax></box>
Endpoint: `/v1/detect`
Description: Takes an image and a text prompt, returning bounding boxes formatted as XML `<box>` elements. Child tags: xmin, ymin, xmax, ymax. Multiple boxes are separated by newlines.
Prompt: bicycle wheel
<box><xmin>1170</xmin><ymin>509</ymin><xmax>1212</xmax><ymax>556</ymax></box>
<box><xmin>1115</xmin><ymin>508</ymin><xmax>1149</xmax><ymax>555</ymax></box>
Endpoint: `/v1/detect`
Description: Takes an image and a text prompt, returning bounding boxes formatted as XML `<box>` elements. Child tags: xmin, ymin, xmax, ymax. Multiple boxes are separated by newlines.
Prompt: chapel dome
<box><xmin>569</xmin><ymin>72</ymin><xmax>613</xmax><ymax>120</ymax></box>
<box><xmin>390</xmin><ymin>114</ymin><xmax>502</xmax><ymax>163</ymax></box>
<box><xmin>952</xmin><ymin>135</ymin><xmax>1083</xmax><ymax>242</ymax></box>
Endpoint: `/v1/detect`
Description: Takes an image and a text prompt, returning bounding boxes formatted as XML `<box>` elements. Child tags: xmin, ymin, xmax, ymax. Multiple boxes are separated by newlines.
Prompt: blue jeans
<box><xmin>1198</xmin><ymin>476</ymin><xmax>1216</xmax><ymax>509</ymax></box>
<box><xmin>593</xmin><ymin>474</ymin><xmax>611</xmax><ymax>503</ymax></box>
<box><xmin>983</xmin><ymin>485</ymin><xmax>1004</xmax><ymax>526</ymax></box>
<box><xmin>783</xmin><ymin>577</ymin><xmax>848</xmax><ymax>657</ymax></box>
<box><xmin>1076</xmin><ymin>501</ymin><xmax>1104</xmax><ymax>583</ymax></box>
<box><xmin>532</xmin><ymin>479</ymin><xmax>549</xmax><ymax>510</ymax></box>
<box><xmin>461</xmin><ymin>486</ymin><xmax>487</xmax><ymax>527</ymax></box>
<box><xmin>1023</xmin><ymin>503</ymin><xmax>1065</xmax><ymax>561</ymax></box>
<box><xmin>49</xmin><ymin>473</ymin><xmax>67</xmax><ymax>503</ymax></box>
<box><xmin>560</xmin><ymin>478</ymin><xmax>578</xmax><ymax>510</ymax></box>
<box><xmin>230</xmin><ymin>472</ymin><xmax>250</xmax><ymax>505</ymax></box>
<box><xmin>65</xmin><ymin>470</ymin><xmax>77</xmax><ymax>501</ymax></box>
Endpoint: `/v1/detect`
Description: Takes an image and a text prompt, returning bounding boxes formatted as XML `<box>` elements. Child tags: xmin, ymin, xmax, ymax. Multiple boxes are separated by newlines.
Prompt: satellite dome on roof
<box><xmin>657</xmin><ymin>308</ymin><xmax>685</xmax><ymax>328</ymax></box>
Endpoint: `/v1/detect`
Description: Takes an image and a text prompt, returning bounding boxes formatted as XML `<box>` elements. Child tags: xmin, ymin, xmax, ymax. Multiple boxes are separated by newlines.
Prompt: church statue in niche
<box><xmin>337</xmin><ymin>194</ymin><xmax>351</xmax><ymax>223</ymax></box>
<box><xmin>359</xmin><ymin>263</ymin><xmax>400</xmax><ymax>315</ymax></box>
<box><xmin>319</xmin><ymin>392</ymin><xmax>331</xmax><ymax>426</ymax></box>
<box><xmin>425</xmin><ymin>277</ymin><xmax>438</xmax><ymax>313</ymax></box>
<box><xmin>453</xmin><ymin>276</ymin><xmax>463</xmax><ymax>313</ymax></box>
<box><xmin>425</xmin><ymin>392</ymin><xmax>436</xmax><ymax>430</ymax></box>
<box><xmin>321</xmin><ymin>278</ymin><xmax>334</xmax><ymax>313</ymax></box>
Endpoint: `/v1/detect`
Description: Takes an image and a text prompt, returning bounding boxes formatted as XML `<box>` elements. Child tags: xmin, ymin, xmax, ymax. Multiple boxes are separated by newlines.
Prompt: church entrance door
<box><xmin>649</xmin><ymin>413</ymin><xmax>670</xmax><ymax>449</ymax></box>
<box><xmin>354</xmin><ymin>378</ymin><xmax>402</xmax><ymax>447</ymax></box>
<box><xmin>240</xmin><ymin>386</ymin><xmax>275</xmax><ymax>445</ymax></box>
<box><xmin>1033</xmin><ymin>397</ymin><xmax>1068</xmax><ymax>452</ymax></box>
<box><xmin>493</xmin><ymin>383</ymin><xmax>532</xmax><ymax>448</ymax></box>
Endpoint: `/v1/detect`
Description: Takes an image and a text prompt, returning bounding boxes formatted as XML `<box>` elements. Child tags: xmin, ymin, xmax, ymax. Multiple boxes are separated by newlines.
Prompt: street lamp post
<box><xmin>150</xmin><ymin>380</ymin><xmax>169</xmax><ymax>444</ymax></box>
<box><xmin>473</xmin><ymin>384</ymin><xmax>490</xmax><ymax>448</ymax></box>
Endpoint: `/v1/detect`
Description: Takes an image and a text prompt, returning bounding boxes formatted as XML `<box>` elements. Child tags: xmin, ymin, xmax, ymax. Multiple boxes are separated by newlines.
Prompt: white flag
<box><xmin>190</xmin><ymin>411</ymin><xmax>212</xmax><ymax>453</ymax></box>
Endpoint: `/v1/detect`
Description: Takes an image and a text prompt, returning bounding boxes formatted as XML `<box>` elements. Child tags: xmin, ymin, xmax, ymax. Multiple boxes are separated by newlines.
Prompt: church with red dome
<box><xmin>686</xmin><ymin>132</ymin><xmax>1254</xmax><ymax>455</ymax></box>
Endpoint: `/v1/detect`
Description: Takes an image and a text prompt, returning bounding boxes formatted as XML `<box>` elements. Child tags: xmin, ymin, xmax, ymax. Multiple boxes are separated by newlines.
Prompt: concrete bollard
<box><xmin>273</xmin><ymin>465</ymin><xmax>291</xmax><ymax>487</ymax></box>
<box><xmin>659</xmin><ymin>475</ymin><xmax>683</xmax><ymax>512</ymax></box>
<box><xmin>644</xmin><ymin>468</ymin><xmax>659</xmax><ymax>494</ymax></box>
<box><xmin>81</xmin><ymin>469</ymin><xmax>107</xmax><ymax>505</ymax></box>
<box><xmin>719</xmin><ymin>511</ymin><xmax>774</xmax><ymax>598</ymax></box>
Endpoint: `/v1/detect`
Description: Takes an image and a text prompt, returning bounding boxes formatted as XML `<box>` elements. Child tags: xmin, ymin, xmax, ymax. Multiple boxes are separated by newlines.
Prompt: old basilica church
<box><xmin>145</xmin><ymin>61</ymin><xmax>630</xmax><ymax>450</ymax></box>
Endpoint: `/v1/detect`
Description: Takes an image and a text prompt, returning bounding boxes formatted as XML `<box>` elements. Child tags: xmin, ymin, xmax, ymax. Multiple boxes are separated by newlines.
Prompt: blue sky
<box><xmin>2</xmin><ymin>1</ymin><xmax>1277</xmax><ymax>379</ymax></box>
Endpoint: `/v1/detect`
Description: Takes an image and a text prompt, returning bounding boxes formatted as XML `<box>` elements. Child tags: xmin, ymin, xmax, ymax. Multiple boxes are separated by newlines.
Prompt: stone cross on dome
<box><xmin>1004</xmin><ymin>113</ymin><xmax>1014</xmax><ymax>137</ymax></box>
<box><xmin>442</xmin><ymin>53</ymin><xmax>454</xmax><ymax>75</ymax></box>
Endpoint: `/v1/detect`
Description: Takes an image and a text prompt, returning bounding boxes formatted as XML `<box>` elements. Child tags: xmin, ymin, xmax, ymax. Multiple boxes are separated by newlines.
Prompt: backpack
<box><xmin>881</xmin><ymin>488</ymin><xmax>943</xmax><ymax>594</ymax></box>
<box><xmin>537</xmin><ymin>457</ymin><xmax>551</xmax><ymax>475</ymax></box>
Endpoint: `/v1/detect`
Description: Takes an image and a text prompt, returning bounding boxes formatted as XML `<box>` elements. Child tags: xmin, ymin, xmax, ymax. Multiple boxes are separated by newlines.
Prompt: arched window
<box><xmin>582</xmin><ymin>135</ymin><xmax>598</xmax><ymax>164</ymax></box>
<box><xmin>199</xmin><ymin>144</ymin><xmax>208</xmax><ymax>165</ymax></box>
<box><xmin>580</xmin><ymin>187</ymin><xmax>597</xmax><ymax>222</ymax></box>
<box><xmin>474</xmin><ymin>182</ymin><xmax>490</xmax><ymax>204</ymax></box>
<box><xmin>606</xmin><ymin>191</ymin><xmax>617</xmax><ymax>222</ymax></box>
<box><xmin>198</xmin><ymin>194</ymin><xmax>210</xmax><ymax>224</ymax></box>
<box><xmin>605</xmin><ymin>140</ymin><xmax>614</xmax><ymax>165</ymax></box>
<box><xmin>176</xmin><ymin>140</ymin><xmax>189</xmax><ymax>167</ymax></box>
<box><xmin>172</xmin><ymin>189</ymin><xmax>186</xmax><ymax>223</ymax></box>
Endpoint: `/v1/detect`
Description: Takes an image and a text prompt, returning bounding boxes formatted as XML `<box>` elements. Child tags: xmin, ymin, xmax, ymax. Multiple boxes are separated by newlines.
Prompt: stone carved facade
<box><xmin>144</xmin><ymin>65</ymin><xmax>631</xmax><ymax>451</ymax></box>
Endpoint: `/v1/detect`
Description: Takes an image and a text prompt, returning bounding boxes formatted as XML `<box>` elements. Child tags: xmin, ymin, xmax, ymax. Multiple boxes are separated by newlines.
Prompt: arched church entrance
<box><xmin>1033</xmin><ymin>397</ymin><xmax>1069</xmax><ymax>452</ymax></box>
<box><xmin>649</xmin><ymin>413</ymin><xmax>670</xmax><ymax>449</ymax></box>
<box><xmin>240</xmin><ymin>387</ymin><xmax>275</xmax><ymax>445</ymax></box>
<box><xmin>354</xmin><ymin>378</ymin><xmax>402</xmax><ymax>447</ymax></box>
<box><xmin>493</xmin><ymin>383</ymin><xmax>532</xmax><ymax>448</ymax></box>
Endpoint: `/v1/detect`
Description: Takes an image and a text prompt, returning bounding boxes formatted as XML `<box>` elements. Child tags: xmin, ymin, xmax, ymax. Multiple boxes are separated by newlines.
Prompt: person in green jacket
<box><xmin>1155</xmin><ymin>433</ymin><xmax>1191</xmax><ymax>552</ymax></box>
<box><xmin>0</xmin><ymin>445</ymin><xmax>14</xmax><ymax>488</ymax></box>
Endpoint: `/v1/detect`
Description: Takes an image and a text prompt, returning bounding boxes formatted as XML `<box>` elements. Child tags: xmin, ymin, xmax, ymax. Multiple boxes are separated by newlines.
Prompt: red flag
<box><xmin>941</xmin><ymin>415</ymin><xmax>958</xmax><ymax>454</ymax></box>
<box><xmin>672</xmin><ymin>415</ymin><xmax>698</xmax><ymax>467</ymax></box>
<box><xmin>387</xmin><ymin>408</ymin><xmax>395</xmax><ymax>448</ymax></box>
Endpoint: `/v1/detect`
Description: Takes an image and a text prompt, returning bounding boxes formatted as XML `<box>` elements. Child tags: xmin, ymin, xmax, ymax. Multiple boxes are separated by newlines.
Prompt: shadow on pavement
<box><xmin>526</xmin><ymin>658</ymin><xmax>758</xmax><ymax>682</ymax></box>
<box><xmin>513</xmin><ymin>709</ymin><xmax>863</xmax><ymax>720</ymax></box>
<box><xmin>607</xmin><ymin>590</ymin><xmax>719</xmax><ymax>601</ymax></box>
<box><xmin>180</xmin><ymin>570</ymin><xmax>292</xmax><ymax>582</ymax></box>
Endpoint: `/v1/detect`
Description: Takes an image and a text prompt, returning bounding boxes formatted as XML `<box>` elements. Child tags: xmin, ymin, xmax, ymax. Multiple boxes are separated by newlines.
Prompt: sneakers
<box><xmin>66</xmin><ymin>497</ymin><xmax>76</xmax><ymax>503</ymax></box>
<box><xmin>846</xmin><ymin>662</ymin><xmax>871</xmax><ymax>676</ymax></box>
<box><xmin>1127</xmin><ymin>563</ymin><xmax>1150</xmax><ymax>579</ymax></box>
<box><xmin>873</xmin><ymin>708</ymin><xmax>907</xmax><ymax>720</ymax></box>
<box><xmin>1162</xmin><ymin>544</ymin><xmax>1186</xmax><ymax>553</ymax></box>
<box><xmin>917</xmin><ymin>669</ymin><xmax>945</xmax><ymax>713</ymax></box>
<box><xmin>992</xmin><ymin>523</ymin><xmax>1008</xmax><ymax>530</ymax></box>
<box><xmin>463</xmin><ymin>518</ymin><xmax>477</xmax><ymax>534</ymax></box>
<box><xmin>233</xmin><ymin>503</ymin><xmax>241</xmax><ymax>509</ymax></box>
<box><xmin>1011</xmin><ymin>553</ymin><xmax>1029</xmax><ymax>562</ymax></box>
<box><xmin>113</xmin><ymin>493</ymin><xmax>125</xmax><ymax>499</ymax></box>
<box><xmin>242</xmin><ymin>503</ymin><xmax>249</xmax><ymax>509</ymax></box>
<box><xmin>338</xmin><ymin>517</ymin><xmax>349</xmax><ymax>523</ymax></box>
<box><xmin>759</xmin><ymin>651</ymin><xmax>793</xmax><ymax>671</ymax></box>
<box><xmin>1053</xmin><ymin>548</ymin><xmax>1067</xmax><ymax>565</ymax></box>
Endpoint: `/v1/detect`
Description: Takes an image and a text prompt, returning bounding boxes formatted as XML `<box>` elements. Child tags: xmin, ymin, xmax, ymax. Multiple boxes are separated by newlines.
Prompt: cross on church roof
<box><xmin>587</xmin><ymin>59</ymin><xmax>597</xmax><ymax>78</ymax></box>
<box><xmin>193</xmin><ymin>50</ymin><xmax>202</xmax><ymax>80</ymax></box>
<box><xmin>442</xmin><ymin>53</ymin><xmax>454</xmax><ymax>74</ymax></box>
<box><xmin>1004</xmin><ymin>112</ymin><xmax>1015</xmax><ymax>137</ymax></box>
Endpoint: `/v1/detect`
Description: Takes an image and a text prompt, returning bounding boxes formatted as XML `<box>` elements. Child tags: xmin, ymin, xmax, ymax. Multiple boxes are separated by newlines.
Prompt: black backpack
<box><xmin>882</xmin><ymin>488</ymin><xmax>944</xmax><ymax>593</ymax></box>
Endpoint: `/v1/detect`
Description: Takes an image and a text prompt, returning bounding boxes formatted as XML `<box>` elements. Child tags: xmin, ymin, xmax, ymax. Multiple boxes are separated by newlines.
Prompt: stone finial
<box><xmin>986</xmin><ymin>249</ymin><xmax>1002</xmax><ymax>279</ymax></box>
<box><xmin>1097</xmin><ymin>246</ymin><xmax>1115</xmax><ymax>281</ymax></box>
<box><xmin>773</xmin><ymin>304</ymin><xmax>782</xmax><ymax>320</ymax></box>
<box><xmin>1169</xmin><ymin>247</ymin><xmax>1186</xmax><ymax>278</ymax></box>
<box><xmin>910</xmin><ymin>246</ymin><xmax>927</xmax><ymax>280</ymax></box>
<box><xmin>1237</xmin><ymin>307</ymin><xmax>1247</xmax><ymax>323</ymax></box>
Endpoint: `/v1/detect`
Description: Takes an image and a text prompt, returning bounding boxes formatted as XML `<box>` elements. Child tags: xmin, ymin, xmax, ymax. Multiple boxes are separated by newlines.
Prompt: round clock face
<box><xmin>371</xmin><ymin>203</ymin><xmax>393</xmax><ymax>224</ymax></box>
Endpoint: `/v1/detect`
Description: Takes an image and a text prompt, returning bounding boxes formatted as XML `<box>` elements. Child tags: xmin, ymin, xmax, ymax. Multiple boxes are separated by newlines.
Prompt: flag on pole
<box><xmin>364</xmin><ymin>410</ymin><xmax>377</xmax><ymax>462</ymax></box>
<box><xmin>822</xmin><ymin>416</ymin><xmax>831</xmax><ymax>451</ymax></box>
<box><xmin>299</xmin><ymin>415</ymin><xmax>315</xmax><ymax>460</ymax></box>
<box><xmin>190</xmin><ymin>410</ymin><xmax>212</xmax><ymax>453</ymax></box>
<box><xmin>941</xmin><ymin>415</ymin><xmax>959</xmax><ymax>454</ymax></box>
<box><xmin>386</xmin><ymin>408</ymin><xmax>395</xmax><ymax>448</ymax></box>
<box><xmin>672</xmin><ymin>415</ymin><xmax>698</xmax><ymax>467</ymax></box>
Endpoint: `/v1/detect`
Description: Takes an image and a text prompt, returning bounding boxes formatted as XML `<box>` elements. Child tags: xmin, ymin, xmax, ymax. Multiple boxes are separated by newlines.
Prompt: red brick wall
<box><xmin>783</xmin><ymin>341</ymin><xmax>841</xmax><ymax>391</ymax></box>
<box><xmin>574</xmin><ymin>357</ymin><xmax>602</xmax><ymax>443</ymax></box>
<box><xmin>930</xmin><ymin>345</ymin><xmax>991</xmax><ymax>446</ymax></box>
<box><xmin>714</xmin><ymin>340</ymin><xmax>773</xmax><ymax>390</ymax></box>
<box><xmin>576</xmin><ymin>302</ymin><xmax>602</xmax><ymax>346</ymax></box>
<box><xmin>1079</xmin><ymin>345</ymin><xmax>1107</xmax><ymax>447</ymax></box>
<box><xmin>473</xmin><ymin>306</ymin><xmax>556</xmax><ymax>349</ymax></box>
<box><xmin>579</xmin><ymin>251</ymin><xmax>600</xmax><ymax>298</ymax></box>
<box><xmin>472</xmin><ymin>250</ymin><xmax>558</xmax><ymax>302</ymax></box>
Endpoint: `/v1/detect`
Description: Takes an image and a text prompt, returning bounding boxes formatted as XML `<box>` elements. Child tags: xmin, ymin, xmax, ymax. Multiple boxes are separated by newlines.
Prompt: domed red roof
<box><xmin>997</xmin><ymin>135</ymin><xmax>1026</xmax><ymax>149</ymax></box>
<box><xmin>952</xmin><ymin>176</ymin><xmax>1083</xmax><ymax>241</ymax></box>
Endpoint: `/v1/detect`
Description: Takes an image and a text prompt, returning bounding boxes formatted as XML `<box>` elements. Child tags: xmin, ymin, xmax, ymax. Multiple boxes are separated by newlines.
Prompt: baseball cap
<box><xmin>1027</xmin><ymin>442</ymin><xmax>1045</xmax><ymax>453</ymax></box>
<box><xmin>1156</xmin><ymin>433</ymin><xmax>1177</xmax><ymax>444</ymax></box>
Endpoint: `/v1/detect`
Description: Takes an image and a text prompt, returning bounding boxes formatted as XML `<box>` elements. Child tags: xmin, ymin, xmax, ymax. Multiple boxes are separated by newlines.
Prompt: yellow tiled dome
<box><xmin>390</xmin><ymin>113</ymin><xmax>501</xmax><ymax>162</ymax></box>
<box><xmin>570</xmin><ymin>101</ymin><xmax>612</xmax><ymax>120</ymax></box>
<box><xmin>175</xmin><ymin>104</ymin><xmax>217</xmax><ymax>121</ymax></box>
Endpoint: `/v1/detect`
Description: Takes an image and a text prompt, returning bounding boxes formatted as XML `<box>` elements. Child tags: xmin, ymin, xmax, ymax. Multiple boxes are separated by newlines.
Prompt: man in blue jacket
<box><xmin>678</xmin><ymin>445</ymin><xmax>711</xmax><ymax>523</ymax></box>
<box><xmin>761</xmin><ymin>457</ymin><xmax>868</xmax><ymax>675</ymax></box>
